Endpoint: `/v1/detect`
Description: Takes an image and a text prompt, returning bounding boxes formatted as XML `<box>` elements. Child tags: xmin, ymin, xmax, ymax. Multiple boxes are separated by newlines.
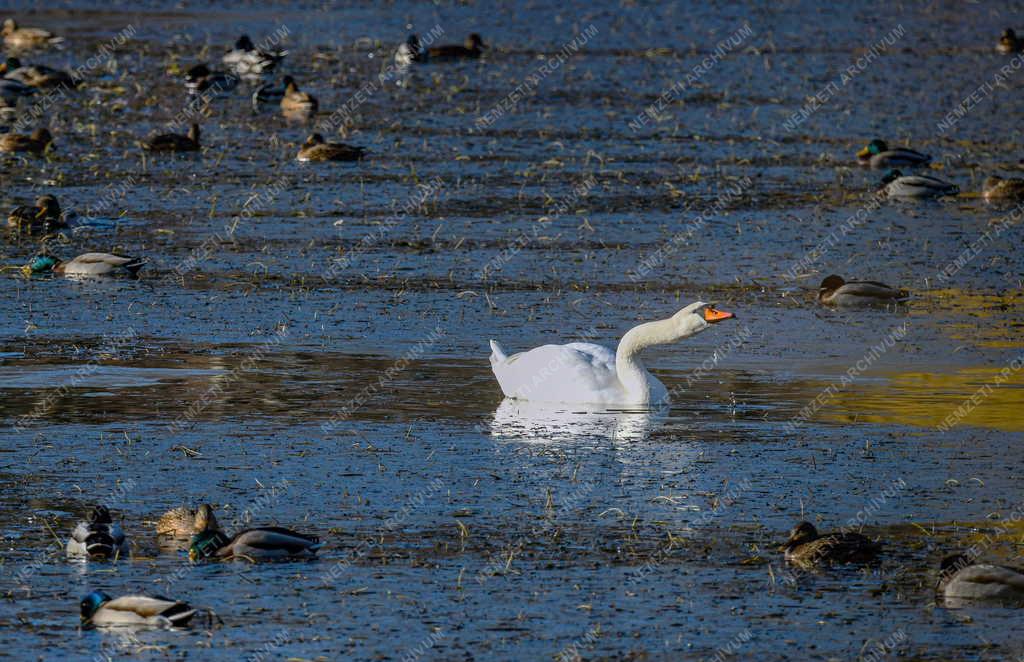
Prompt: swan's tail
<box><xmin>489</xmin><ymin>340</ymin><xmax>508</xmax><ymax>365</ymax></box>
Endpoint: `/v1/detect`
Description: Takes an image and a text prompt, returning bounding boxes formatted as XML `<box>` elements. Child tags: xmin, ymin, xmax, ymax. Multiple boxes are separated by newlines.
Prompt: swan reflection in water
<box><xmin>488</xmin><ymin>398</ymin><xmax>668</xmax><ymax>444</ymax></box>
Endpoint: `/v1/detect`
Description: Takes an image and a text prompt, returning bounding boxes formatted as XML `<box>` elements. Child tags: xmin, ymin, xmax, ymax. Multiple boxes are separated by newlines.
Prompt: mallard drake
<box><xmin>781</xmin><ymin>521</ymin><xmax>881</xmax><ymax>567</ymax></box>
<box><xmin>0</xmin><ymin>127</ymin><xmax>52</xmax><ymax>154</ymax></box>
<box><xmin>818</xmin><ymin>274</ymin><xmax>908</xmax><ymax>306</ymax></box>
<box><xmin>143</xmin><ymin>123</ymin><xmax>200</xmax><ymax>152</ymax></box>
<box><xmin>982</xmin><ymin>175</ymin><xmax>1024</xmax><ymax>201</ymax></box>
<box><xmin>223</xmin><ymin>34</ymin><xmax>286</xmax><ymax>77</ymax></box>
<box><xmin>395</xmin><ymin>34</ymin><xmax>427</xmax><ymax>65</ymax></box>
<box><xmin>2</xmin><ymin>19</ymin><xmax>63</xmax><ymax>49</ymax></box>
<box><xmin>183</xmin><ymin>63</ymin><xmax>238</xmax><ymax>95</ymax></box>
<box><xmin>251</xmin><ymin>79</ymin><xmax>286</xmax><ymax>109</ymax></box>
<box><xmin>998</xmin><ymin>29</ymin><xmax>1024</xmax><ymax>54</ymax></box>
<box><xmin>80</xmin><ymin>591</ymin><xmax>196</xmax><ymax>628</ymax></box>
<box><xmin>297</xmin><ymin>133</ymin><xmax>366</xmax><ymax>162</ymax></box>
<box><xmin>190</xmin><ymin>514</ymin><xmax>321</xmax><ymax>562</ymax></box>
<box><xmin>280</xmin><ymin>76</ymin><xmax>318</xmax><ymax>115</ymax></box>
<box><xmin>7</xmin><ymin>194</ymin><xmax>65</xmax><ymax>232</ymax></box>
<box><xmin>66</xmin><ymin>505</ymin><xmax>129</xmax><ymax>560</ymax></box>
<box><xmin>26</xmin><ymin>253</ymin><xmax>145</xmax><ymax>278</ymax></box>
<box><xmin>427</xmin><ymin>33</ymin><xmax>486</xmax><ymax>61</ymax></box>
<box><xmin>938</xmin><ymin>554</ymin><xmax>1024</xmax><ymax>604</ymax></box>
<box><xmin>880</xmin><ymin>169</ymin><xmax>958</xmax><ymax>199</ymax></box>
<box><xmin>856</xmin><ymin>139</ymin><xmax>930</xmax><ymax>169</ymax></box>
<box><xmin>0</xmin><ymin>57</ymin><xmax>72</xmax><ymax>88</ymax></box>
<box><xmin>0</xmin><ymin>76</ymin><xmax>35</xmax><ymax>104</ymax></box>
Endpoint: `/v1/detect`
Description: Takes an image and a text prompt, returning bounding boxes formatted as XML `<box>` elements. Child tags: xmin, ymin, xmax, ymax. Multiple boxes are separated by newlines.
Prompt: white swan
<box><xmin>488</xmin><ymin>301</ymin><xmax>735</xmax><ymax>406</ymax></box>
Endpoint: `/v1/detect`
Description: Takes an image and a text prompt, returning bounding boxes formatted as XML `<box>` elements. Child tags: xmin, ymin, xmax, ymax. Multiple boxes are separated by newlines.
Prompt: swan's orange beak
<box><xmin>704</xmin><ymin>307</ymin><xmax>734</xmax><ymax>323</ymax></box>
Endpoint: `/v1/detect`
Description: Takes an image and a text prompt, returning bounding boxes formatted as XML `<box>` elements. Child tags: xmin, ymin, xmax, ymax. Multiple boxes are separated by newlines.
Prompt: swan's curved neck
<box><xmin>615</xmin><ymin>318</ymin><xmax>684</xmax><ymax>402</ymax></box>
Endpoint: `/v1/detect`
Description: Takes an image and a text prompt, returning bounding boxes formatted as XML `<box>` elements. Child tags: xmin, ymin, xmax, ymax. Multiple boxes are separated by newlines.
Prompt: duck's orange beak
<box><xmin>856</xmin><ymin>146</ymin><xmax>871</xmax><ymax>159</ymax></box>
<box><xmin>704</xmin><ymin>307</ymin><xmax>734</xmax><ymax>323</ymax></box>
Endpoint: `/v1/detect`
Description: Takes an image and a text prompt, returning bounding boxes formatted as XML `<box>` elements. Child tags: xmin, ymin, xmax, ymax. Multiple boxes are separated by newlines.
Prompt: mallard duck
<box><xmin>25</xmin><ymin>253</ymin><xmax>145</xmax><ymax>278</ymax></box>
<box><xmin>251</xmin><ymin>79</ymin><xmax>286</xmax><ymax>109</ymax></box>
<box><xmin>297</xmin><ymin>134</ymin><xmax>366</xmax><ymax>162</ymax></box>
<box><xmin>2</xmin><ymin>19</ymin><xmax>63</xmax><ymax>49</ymax></box>
<box><xmin>7</xmin><ymin>194</ymin><xmax>65</xmax><ymax>232</ymax></box>
<box><xmin>0</xmin><ymin>56</ymin><xmax>72</xmax><ymax>88</ymax></box>
<box><xmin>0</xmin><ymin>127</ymin><xmax>52</xmax><ymax>154</ymax></box>
<box><xmin>880</xmin><ymin>170</ymin><xmax>958</xmax><ymax>199</ymax></box>
<box><xmin>395</xmin><ymin>34</ymin><xmax>427</xmax><ymax>65</ymax></box>
<box><xmin>183</xmin><ymin>63</ymin><xmax>238</xmax><ymax>95</ymax></box>
<box><xmin>938</xmin><ymin>554</ymin><xmax>1024</xmax><ymax>604</ymax></box>
<box><xmin>428</xmin><ymin>33</ymin><xmax>486</xmax><ymax>61</ymax></box>
<box><xmin>143</xmin><ymin>123</ymin><xmax>200</xmax><ymax>152</ymax></box>
<box><xmin>280</xmin><ymin>76</ymin><xmax>318</xmax><ymax>115</ymax></box>
<box><xmin>66</xmin><ymin>505</ymin><xmax>129</xmax><ymax>560</ymax></box>
<box><xmin>817</xmin><ymin>274</ymin><xmax>908</xmax><ymax>306</ymax></box>
<box><xmin>223</xmin><ymin>34</ymin><xmax>286</xmax><ymax>77</ymax></box>
<box><xmin>0</xmin><ymin>76</ymin><xmax>35</xmax><ymax>104</ymax></box>
<box><xmin>189</xmin><ymin>512</ymin><xmax>321</xmax><ymax>562</ymax></box>
<box><xmin>80</xmin><ymin>590</ymin><xmax>196</xmax><ymax>628</ymax></box>
<box><xmin>998</xmin><ymin>29</ymin><xmax>1024</xmax><ymax>54</ymax></box>
<box><xmin>856</xmin><ymin>139</ymin><xmax>930</xmax><ymax>169</ymax></box>
<box><xmin>781</xmin><ymin>521</ymin><xmax>881</xmax><ymax>568</ymax></box>
<box><xmin>982</xmin><ymin>175</ymin><xmax>1024</xmax><ymax>201</ymax></box>
<box><xmin>158</xmin><ymin>503</ymin><xmax>222</xmax><ymax>537</ymax></box>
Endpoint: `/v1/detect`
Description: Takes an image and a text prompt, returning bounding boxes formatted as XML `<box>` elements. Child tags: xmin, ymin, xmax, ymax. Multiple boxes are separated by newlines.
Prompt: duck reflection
<box><xmin>488</xmin><ymin>398</ymin><xmax>667</xmax><ymax>444</ymax></box>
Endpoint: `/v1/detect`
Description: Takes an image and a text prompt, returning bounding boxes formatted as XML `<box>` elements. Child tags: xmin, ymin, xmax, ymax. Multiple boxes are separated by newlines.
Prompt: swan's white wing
<box><xmin>491</xmin><ymin>342</ymin><xmax>623</xmax><ymax>404</ymax></box>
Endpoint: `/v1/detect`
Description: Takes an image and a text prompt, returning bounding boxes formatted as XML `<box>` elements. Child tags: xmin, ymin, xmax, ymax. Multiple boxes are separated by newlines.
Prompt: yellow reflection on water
<box><xmin>817</xmin><ymin>367</ymin><xmax>1024</xmax><ymax>432</ymax></box>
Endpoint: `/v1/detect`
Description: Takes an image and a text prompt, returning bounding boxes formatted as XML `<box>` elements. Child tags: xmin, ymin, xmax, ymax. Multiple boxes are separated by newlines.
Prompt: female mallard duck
<box><xmin>856</xmin><ymin>139</ymin><xmax>930</xmax><ymax>169</ymax></box>
<box><xmin>880</xmin><ymin>170</ymin><xmax>958</xmax><ymax>199</ymax></box>
<box><xmin>781</xmin><ymin>521</ymin><xmax>881</xmax><ymax>568</ymax></box>
<box><xmin>80</xmin><ymin>590</ymin><xmax>196</xmax><ymax>628</ymax></box>
<box><xmin>818</xmin><ymin>275</ymin><xmax>908</xmax><ymax>306</ymax></box>
<box><xmin>297</xmin><ymin>134</ymin><xmax>366</xmax><ymax>162</ymax></box>
<box><xmin>25</xmin><ymin>253</ymin><xmax>145</xmax><ymax>278</ymax></box>
<box><xmin>0</xmin><ymin>57</ymin><xmax>72</xmax><ymax>88</ymax></box>
<box><xmin>183</xmin><ymin>63</ymin><xmax>238</xmax><ymax>95</ymax></box>
<box><xmin>280</xmin><ymin>76</ymin><xmax>318</xmax><ymax>115</ymax></box>
<box><xmin>982</xmin><ymin>175</ymin><xmax>1024</xmax><ymax>201</ymax></box>
<box><xmin>0</xmin><ymin>127</ymin><xmax>52</xmax><ymax>154</ymax></box>
<box><xmin>66</xmin><ymin>505</ymin><xmax>129</xmax><ymax>560</ymax></box>
<box><xmin>156</xmin><ymin>505</ymin><xmax>206</xmax><ymax>537</ymax></box>
<box><xmin>2</xmin><ymin>19</ymin><xmax>63</xmax><ymax>49</ymax></box>
<box><xmin>395</xmin><ymin>35</ymin><xmax>427</xmax><ymax>65</ymax></box>
<box><xmin>189</xmin><ymin>506</ymin><xmax>321</xmax><ymax>562</ymax></box>
<box><xmin>428</xmin><ymin>33</ymin><xmax>486</xmax><ymax>61</ymax></box>
<box><xmin>998</xmin><ymin>29</ymin><xmax>1024</xmax><ymax>54</ymax></box>
<box><xmin>938</xmin><ymin>554</ymin><xmax>1024</xmax><ymax>604</ymax></box>
<box><xmin>8</xmin><ymin>194</ymin><xmax>65</xmax><ymax>232</ymax></box>
<box><xmin>223</xmin><ymin>34</ymin><xmax>287</xmax><ymax>77</ymax></box>
<box><xmin>143</xmin><ymin>123</ymin><xmax>200</xmax><ymax>152</ymax></box>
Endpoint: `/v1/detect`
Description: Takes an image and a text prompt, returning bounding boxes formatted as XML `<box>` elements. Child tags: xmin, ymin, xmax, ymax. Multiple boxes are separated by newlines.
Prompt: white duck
<box><xmin>488</xmin><ymin>301</ymin><xmax>735</xmax><ymax>407</ymax></box>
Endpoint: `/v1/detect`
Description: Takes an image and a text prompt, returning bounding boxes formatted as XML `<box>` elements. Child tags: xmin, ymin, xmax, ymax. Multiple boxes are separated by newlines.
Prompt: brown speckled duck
<box><xmin>983</xmin><ymin>175</ymin><xmax>1024</xmax><ymax>201</ymax></box>
<box><xmin>157</xmin><ymin>503</ymin><xmax>221</xmax><ymax>537</ymax></box>
<box><xmin>143</xmin><ymin>123</ymin><xmax>200</xmax><ymax>152</ymax></box>
<box><xmin>2</xmin><ymin>19</ymin><xmax>63</xmax><ymax>49</ymax></box>
<box><xmin>297</xmin><ymin>134</ymin><xmax>366</xmax><ymax>162</ymax></box>
<box><xmin>781</xmin><ymin>521</ymin><xmax>881</xmax><ymax>568</ymax></box>
<box><xmin>0</xmin><ymin>127</ymin><xmax>53</xmax><ymax>154</ymax></box>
